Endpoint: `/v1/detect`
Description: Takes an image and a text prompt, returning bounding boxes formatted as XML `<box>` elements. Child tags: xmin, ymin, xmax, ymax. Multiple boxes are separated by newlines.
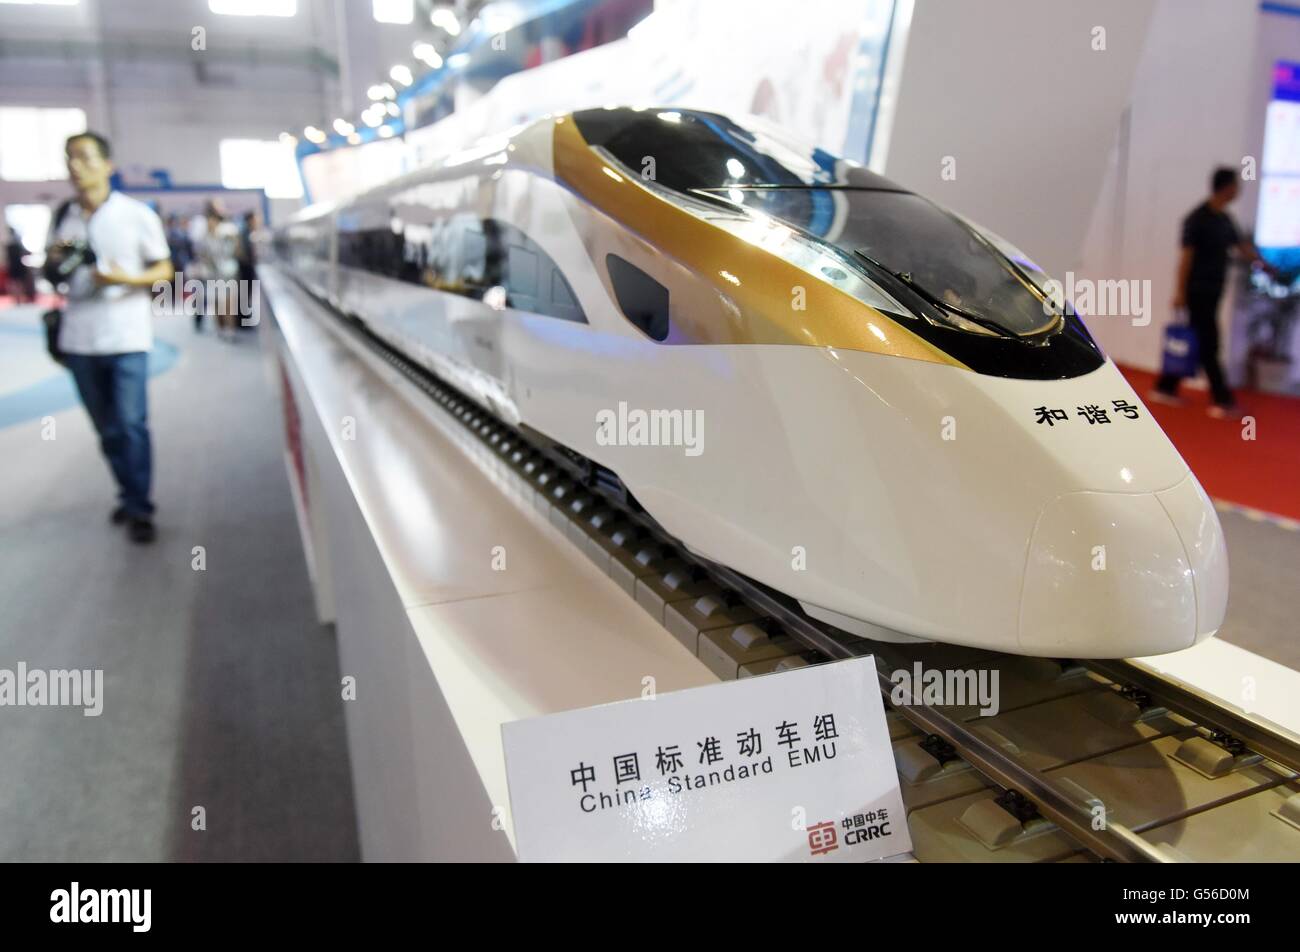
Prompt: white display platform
<box><xmin>260</xmin><ymin>266</ymin><xmax>717</xmax><ymax>861</ymax></box>
<box><xmin>1133</xmin><ymin>639</ymin><xmax>1300</xmax><ymax>737</ymax></box>
<box><xmin>259</xmin><ymin>264</ymin><xmax>1300</xmax><ymax>862</ymax></box>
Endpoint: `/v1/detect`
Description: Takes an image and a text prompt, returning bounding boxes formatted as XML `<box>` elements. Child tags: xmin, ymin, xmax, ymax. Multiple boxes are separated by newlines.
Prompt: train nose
<box><xmin>1018</xmin><ymin>473</ymin><xmax>1228</xmax><ymax>658</ymax></box>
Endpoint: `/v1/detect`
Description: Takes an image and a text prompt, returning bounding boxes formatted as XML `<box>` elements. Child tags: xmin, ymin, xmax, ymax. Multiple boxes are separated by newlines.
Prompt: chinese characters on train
<box><xmin>1034</xmin><ymin>399</ymin><xmax>1141</xmax><ymax>427</ymax></box>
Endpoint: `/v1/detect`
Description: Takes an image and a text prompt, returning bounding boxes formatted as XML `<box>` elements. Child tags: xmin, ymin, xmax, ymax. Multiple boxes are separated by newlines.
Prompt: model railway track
<box><xmin>1085</xmin><ymin>659</ymin><xmax>1300</xmax><ymax>778</ymax></box>
<box><xmin>284</xmin><ymin>274</ymin><xmax>1300</xmax><ymax>862</ymax></box>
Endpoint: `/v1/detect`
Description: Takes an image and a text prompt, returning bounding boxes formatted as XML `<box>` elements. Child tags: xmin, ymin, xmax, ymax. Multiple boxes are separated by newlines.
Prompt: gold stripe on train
<box><xmin>551</xmin><ymin>115</ymin><xmax>965</xmax><ymax>369</ymax></box>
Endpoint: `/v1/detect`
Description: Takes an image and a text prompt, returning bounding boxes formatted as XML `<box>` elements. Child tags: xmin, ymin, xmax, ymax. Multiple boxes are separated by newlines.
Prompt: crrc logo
<box><xmin>807</xmin><ymin>820</ymin><xmax>838</xmax><ymax>856</ymax></box>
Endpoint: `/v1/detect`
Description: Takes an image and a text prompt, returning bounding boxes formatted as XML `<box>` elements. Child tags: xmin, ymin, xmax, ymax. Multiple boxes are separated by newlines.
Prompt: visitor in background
<box><xmin>165</xmin><ymin>213</ymin><xmax>192</xmax><ymax>274</ymax></box>
<box><xmin>1150</xmin><ymin>166</ymin><xmax>1276</xmax><ymax>418</ymax></box>
<box><xmin>161</xmin><ymin>213</ymin><xmax>191</xmax><ymax>321</ymax></box>
<box><xmin>45</xmin><ymin>131</ymin><xmax>172</xmax><ymax>544</ymax></box>
<box><xmin>236</xmin><ymin>209</ymin><xmax>258</xmax><ymax>332</ymax></box>
<box><xmin>187</xmin><ymin>210</ymin><xmax>208</xmax><ymax>331</ymax></box>
<box><xmin>237</xmin><ymin>211</ymin><xmax>257</xmax><ymax>280</ymax></box>
<box><xmin>195</xmin><ymin>200</ymin><xmax>241</xmax><ymax>342</ymax></box>
<box><xmin>5</xmin><ymin>227</ymin><xmax>36</xmax><ymax>303</ymax></box>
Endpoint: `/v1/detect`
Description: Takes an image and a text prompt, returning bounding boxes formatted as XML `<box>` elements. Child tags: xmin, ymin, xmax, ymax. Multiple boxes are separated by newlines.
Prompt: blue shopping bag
<box><xmin>1160</xmin><ymin>315</ymin><xmax>1199</xmax><ymax>378</ymax></box>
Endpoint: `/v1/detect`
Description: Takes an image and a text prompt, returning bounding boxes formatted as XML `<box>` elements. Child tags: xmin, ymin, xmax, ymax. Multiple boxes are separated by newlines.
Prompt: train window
<box><xmin>334</xmin><ymin>204</ymin><xmax>586</xmax><ymax>323</ymax></box>
<box><xmin>482</xmin><ymin>219</ymin><xmax>506</xmax><ymax>289</ymax></box>
<box><xmin>551</xmin><ymin>270</ymin><xmax>576</xmax><ymax>309</ymax></box>
<box><xmin>545</xmin><ymin>268</ymin><xmax>583</xmax><ymax>323</ymax></box>
<box><xmin>507</xmin><ymin>245</ymin><xmax>538</xmax><ymax>296</ymax></box>
<box><xmin>491</xmin><ymin>220</ymin><xmax>585</xmax><ymax>323</ymax></box>
<box><xmin>606</xmin><ymin>254</ymin><xmax>669</xmax><ymax>341</ymax></box>
<box><xmin>425</xmin><ymin>220</ymin><xmax>452</xmax><ymax>287</ymax></box>
<box><xmin>462</xmin><ymin>225</ymin><xmax>486</xmax><ymax>288</ymax></box>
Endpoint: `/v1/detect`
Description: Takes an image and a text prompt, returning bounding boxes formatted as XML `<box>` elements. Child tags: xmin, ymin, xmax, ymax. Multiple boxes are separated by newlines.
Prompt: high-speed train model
<box><xmin>273</xmin><ymin>107</ymin><xmax>1228</xmax><ymax>658</ymax></box>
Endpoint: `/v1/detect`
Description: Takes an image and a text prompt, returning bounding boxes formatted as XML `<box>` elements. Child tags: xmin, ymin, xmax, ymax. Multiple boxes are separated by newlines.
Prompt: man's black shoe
<box><xmin>127</xmin><ymin>517</ymin><xmax>156</xmax><ymax>544</ymax></box>
<box><xmin>110</xmin><ymin>506</ymin><xmax>128</xmax><ymax>525</ymax></box>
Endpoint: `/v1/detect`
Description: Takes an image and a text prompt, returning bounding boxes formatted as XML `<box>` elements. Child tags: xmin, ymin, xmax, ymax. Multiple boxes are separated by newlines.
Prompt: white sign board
<box><xmin>502</xmin><ymin>656</ymin><xmax>910</xmax><ymax>862</ymax></box>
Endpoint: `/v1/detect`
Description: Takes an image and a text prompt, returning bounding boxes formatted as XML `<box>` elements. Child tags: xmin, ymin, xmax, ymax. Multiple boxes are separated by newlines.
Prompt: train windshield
<box><xmin>572</xmin><ymin>107</ymin><xmax>898</xmax><ymax>192</ymax></box>
<box><xmin>573</xmin><ymin>109</ymin><xmax>1057</xmax><ymax>337</ymax></box>
<box><xmin>698</xmin><ymin>186</ymin><xmax>1059</xmax><ymax>337</ymax></box>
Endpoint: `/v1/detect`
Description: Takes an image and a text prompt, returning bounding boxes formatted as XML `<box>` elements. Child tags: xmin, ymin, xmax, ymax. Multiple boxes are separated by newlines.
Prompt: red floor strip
<box><xmin>1120</xmin><ymin>365</ymin><xmax>1300</xmax><ymax>520</ymax></box>
<box><xmin>0</xmin><ymin>293</ymin><xmax>62</xmax><ymax>310</ymax></box>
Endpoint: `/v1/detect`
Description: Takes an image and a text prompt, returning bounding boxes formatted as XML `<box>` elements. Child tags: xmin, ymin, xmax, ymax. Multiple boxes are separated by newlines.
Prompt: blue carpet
<box><xmin>0</xmin><ymin>325</ymin><xmax>179</xmax><ymax>430</ymax></box>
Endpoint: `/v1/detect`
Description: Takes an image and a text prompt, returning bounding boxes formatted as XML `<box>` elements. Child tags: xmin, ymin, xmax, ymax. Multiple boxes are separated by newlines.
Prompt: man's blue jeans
<box><xmin>64</xmin><ymin>352</ymin><xmax>154</xmax><ymax>518</ymax></box>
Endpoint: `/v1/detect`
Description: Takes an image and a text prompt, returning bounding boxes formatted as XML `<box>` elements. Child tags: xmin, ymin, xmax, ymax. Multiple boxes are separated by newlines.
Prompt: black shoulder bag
<box><xmin>41</xmin><ymin>198</ymin><xmax>85</xmax><ymax>366</ymax></box>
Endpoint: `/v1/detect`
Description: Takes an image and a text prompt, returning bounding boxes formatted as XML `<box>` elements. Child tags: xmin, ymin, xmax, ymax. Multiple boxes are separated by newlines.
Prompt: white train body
<box><xmin>275</xmin><ymin>109</ymin><xmax>1228</xmax><ymax>658</ymax></box>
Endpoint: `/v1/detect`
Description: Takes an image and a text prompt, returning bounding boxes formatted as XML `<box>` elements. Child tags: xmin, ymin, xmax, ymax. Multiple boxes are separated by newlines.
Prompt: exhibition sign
<box><xmin>502</xmin><ymin>656</ymin><xmax>911</xmax><ymax>862</ymax></box>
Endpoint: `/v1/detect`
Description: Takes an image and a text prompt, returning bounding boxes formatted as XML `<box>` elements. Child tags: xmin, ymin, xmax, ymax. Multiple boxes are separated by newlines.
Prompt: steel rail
<box><xmin>1087</xmin><ymin>659</ymin><xmax>1300</xmax><ymax>777</ymax></box>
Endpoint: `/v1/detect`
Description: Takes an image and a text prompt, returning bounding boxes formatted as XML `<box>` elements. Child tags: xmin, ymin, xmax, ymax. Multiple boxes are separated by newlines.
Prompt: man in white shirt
<box><xmin>46</xmin><ymin>132</ymin><xmax>173</xmax><ymax>544</ymax></box>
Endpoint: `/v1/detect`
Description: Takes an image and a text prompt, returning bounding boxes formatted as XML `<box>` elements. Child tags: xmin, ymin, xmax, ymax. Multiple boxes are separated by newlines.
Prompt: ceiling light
<box><xmin>412</xmin><ymin>42</ymin><xmax>442</xmax><ymax>69</ymax></box>
<box><xmin>429</xmin><ymin>7</ymin><xmax>460</xmax><ymax>35</ymax></box>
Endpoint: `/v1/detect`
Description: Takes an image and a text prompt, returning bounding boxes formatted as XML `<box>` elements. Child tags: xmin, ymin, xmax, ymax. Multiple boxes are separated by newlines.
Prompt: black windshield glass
<box><xmin>699</xmin><ymin>186</ymin><xmax>1057</xmax><ymax>336</ymax></box>
<box><xmin>572</xmin><ymin>107</ymin><xmax>901</xmax><ymax>193</ymax></box>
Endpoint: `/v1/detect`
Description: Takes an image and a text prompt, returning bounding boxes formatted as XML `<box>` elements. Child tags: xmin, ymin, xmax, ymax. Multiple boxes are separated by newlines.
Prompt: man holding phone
<box><xmin>45</xmin><ymin>131</ymin><xmax>173</xmax><ymax>543</ymax></box>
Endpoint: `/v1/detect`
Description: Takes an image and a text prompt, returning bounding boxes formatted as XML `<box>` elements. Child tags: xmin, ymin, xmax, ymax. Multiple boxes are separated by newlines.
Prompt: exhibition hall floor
<box><xmin>0</xmin><ymin>306</ymin><xmax>358</xmax><ymax>862</ymax></box>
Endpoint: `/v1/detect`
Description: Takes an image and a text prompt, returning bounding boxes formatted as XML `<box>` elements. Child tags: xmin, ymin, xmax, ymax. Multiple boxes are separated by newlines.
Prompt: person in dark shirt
<box><xmin>165</xmin><ymin>213</ymin><xmax>193</xmax><ymax>272</ymax></box>
<box><xmin>6</xmin><ymin>228</ymin><xmax>36</xmax><ymax>303</ymax></box>
<box><xmin>1151</xmin><ymin>167</ymin><xmax>1273</xmax><ymax>417</ymax></box>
